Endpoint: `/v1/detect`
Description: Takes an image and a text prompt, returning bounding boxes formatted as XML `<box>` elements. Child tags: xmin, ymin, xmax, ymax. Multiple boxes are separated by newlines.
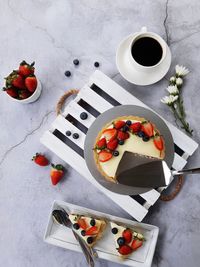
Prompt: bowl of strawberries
<box><xmin>3</xmin><ymin>60</ymin><xmax>42</xmax><ymax>104</ymax></box>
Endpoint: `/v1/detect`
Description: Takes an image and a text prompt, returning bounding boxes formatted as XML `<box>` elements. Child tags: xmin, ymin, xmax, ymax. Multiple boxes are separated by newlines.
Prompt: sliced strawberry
<box><xmin>98</xmin><ymin>150</ymin><xmax>112</xmax><ymax>162</ymax></box>
<box><xmin>153</xmin><ymin>135</ymin><xmax>164</xmax><ymax>151</ymax></box>
<box><xmin>114</xmin><ymin>120</ymin><xmax>126</xmax><ymax>130</ymax></box>
<box><xmin>117</xmin><ymin>131</ymin><xmax>129</xmax><ymax>140</ymax></box>
<box><xmin>130</xmin><ymin>122</ymin><xmax>142</xmax><ymax>133</ymax></box>
<box><xmin>77</xmin><ymin>218</ymin><xmax>87</xmax><ymax>230</ymax></box>
<box><xmin>96</xmin><ymin>138</ymin><xmax>107</xmax><ymax>149</ymax></box>
<box><xmin>131</xmin><ymin>239</ymin><xmax>143</xmax><ymax>250</ymax></box>
<box><xmin>103</xmin><ymin>128</ymin><xmax>117</xmax><ymax>141</ymax></box>
<box><xmin>85</xmin><ymin>226</ymin><xmax>98</xmax><ymax>235</ymax></box>
<box><xmin>122</xmin><ymin>229</ymin><xmax>132</xmax><ymax>244</ymax></box>
<box><xmin>141</xmin><ymin>121</ymin><xmax>154</xmax><ymax>137</ymax></box>
<box><xmin>107</xmin><ymin>139</ymin><xmax>118</xmax><ymax>151</ymax></box>
<box><xmin>118</xmin><ymin>245</ymin><xmax>132</xmax><ymax>255</ymax></box>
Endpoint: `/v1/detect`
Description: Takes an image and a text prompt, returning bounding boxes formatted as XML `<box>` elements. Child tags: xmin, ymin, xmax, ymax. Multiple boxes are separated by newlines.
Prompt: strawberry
<box><xmin>107</xmin><ymin>139</ymin><xmax>118</xmax><ymax>151</ymax></box>
<box><xmin>5</xmin><ymin>71</ymin><xmax>26</xmax><ymax>89</ymax></box>
<box><xmin>3</xmin><ymin>87</ymin><xmax>18</xmax><ymax>98</ymax></box>
<box><xmin>85</xmin><ymin>226</ymin><xmax>98</xmax><ymax>235</ymax></box>
<box><xmin>19</xmin><ymin>90</ymin><xmax>31</xmax><ymax>99</ymax></box>
<box><xmin>153</xmin><ymin>135</ymin><xmax>164</xmax><ymax>151</ymax></box>
<box><xmin>78</xmin><ymin>218</ymin><xmax>87</xmax><ymax>230</ymax></box>
<box><xmin>117</xmin><ymin>131</ymin><xmax>129</xmax><ymax>140</ymax></box>
<box><xmin>98</xmin><ymin>150</ymin><xmax>112</xmax><ymax>162</ymax></box>
<box><xmin>122</xmin><ymin>229</ymin><xmax>132</xmax><ymax>244</ymax></box>
<box><xmin>50</xmin><ymin>164</ymin><xmax>65</xmax><ymax>185</ymax></box>
<box><xmin>141</xmin><ymin>121</ymin><xmax>154</xmax><ymax>137</ymax></box>
<box><xmin>130</xmin><ymin>122</ymin><xmax>142</xmax><ymax>133</ymax></box>
<box><xmin>114</xmin><ymin>120</ymin><xmax>126</xmax><ymax>129</ymax></box>
<box><xmin>32</xmin><ymin>153</ymin><xmax>49</xmax><ymax>166</ymax></box>
<box><xmin>25</xmin><ymin>76</ymin><xmax>37</xmax><ymax>93</ymax></box>
<box><xmin>96</xmin><ymin>138</ymin><xmax>107</xmax><ymax>149</ymax></box>
<box><xmin>131</xmin><ymin>239</ymin><xmax>143</xmax><ymax>250</ymax></box>
<box><xmin>19</xmin><ymin>60</ymin><xmax>35</xmax><ymax>77</ymax></box>
<box><xmin>118</xmin><ymin>245</ymin><xmax>132</xmax><ymax>255</ymax></box>
<box><xmin>103</xmin><ymin>128</ymin><xmax>117</xmax><ymax>141</ymax></box>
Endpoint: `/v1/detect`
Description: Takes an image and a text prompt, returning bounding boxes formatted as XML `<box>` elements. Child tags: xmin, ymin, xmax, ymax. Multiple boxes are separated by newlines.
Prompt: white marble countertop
<box><xmin>1</xmin><ymin>1</ymin><xmax>200</xmax><ymax>267</ymax></box>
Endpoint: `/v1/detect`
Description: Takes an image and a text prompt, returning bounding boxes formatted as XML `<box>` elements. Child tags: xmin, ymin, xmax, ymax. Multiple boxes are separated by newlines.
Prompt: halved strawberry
<box><xmin>118</xmin><ymin>245</ymin><xmax>132</xmax><ymax>255</ymax></box>
<box><xmin>85</xmin><ymin>226</ymin><xmax>98</xmax><ymax>235</ymax></box>
<box><xmin>117</xmin><ymin>131</ymin><xmax>129</xmax><ymax>140</ymax></box>
<box><xmin>114</xmin><ymin>120</ymin><xmax>126</xmax><ymax>129</ymax></box>
<box><xmin>98</xmin><ymin>150</ymin><xmax>112</xmax><ymax>162</ymax></box>
<box><xmin>153</xmin><ymin>135</ymin><xmax>164</xmax><ymax>151</ymax></box>
<box><xmin>130</xmin><ymin>122</ymin><xmax>142</xmax><ymax>133</ymax></box>
<box><xmin>107</xmin><ymin>139</ymin><xmax>118</xmax><ymax>151</ymax></box>
<box><xmin>122</xmin><ymin>229</ymin><xmax>132</xmax><ymax>244</ymax></box>
<box><xmin>77</xmin><ymin>218</ymin><xmax>87</xmax><ymax>230</ymax></box>
<box><xmin>141</xmin><ymin>121</ymin><xmax>154</xmax><ymax>137</ymax></box>
<box><xmin>131</xmin><ymin>239</ymin><xmax>143</xmax><ymax>250</ymax></box>
<box><xmin>96</xmin><ymin>138</ymin><xmax>107</xmax><ymax>149</ymax></box>
<box><xmin>103</xmin><ymin>128</ymin><xmax>117</xmax><ymax>141</ymax></box>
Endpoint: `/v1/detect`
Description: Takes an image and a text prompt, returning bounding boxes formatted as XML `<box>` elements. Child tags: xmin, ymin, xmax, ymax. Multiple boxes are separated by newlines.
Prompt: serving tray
<box><xmin>44</xmin><ymin>200</ymin><xmax>159</xmax><ymax>267</ymax></box>
<box><xmin>40</xmin><ymin>70</ymin><xmax>198</xmax><ymax>222</ymax></box>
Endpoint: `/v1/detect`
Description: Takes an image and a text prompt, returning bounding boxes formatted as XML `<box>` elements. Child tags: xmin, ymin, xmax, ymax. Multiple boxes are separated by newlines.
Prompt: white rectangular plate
<box><xmin>44</xmin><ymin>200</ymin><xmax>159</xmax><ymax>267</ymax></box>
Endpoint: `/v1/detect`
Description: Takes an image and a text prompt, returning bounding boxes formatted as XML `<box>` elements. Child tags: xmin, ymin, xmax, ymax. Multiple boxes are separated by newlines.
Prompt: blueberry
<box><xmin>122</xmin><ymin>125</ymin><xmax>129</xmax><ymax>132</ymax></box>
<box><xmin>117</xmin><ymin>237</ymin><xmax>125</xmax><ymax>246</ymax></box>
<box><xmin>137</xmin><ymin>131</ymin><xmax>145</xmax><ymax>138</ymax></box>
<box><xmin>90</xmin><ymin>219</ymin><xmax>96</xmax><ymax>226</ymax></box>
<box><xmin>87</xmin><ymin>237</ymin><xmax>93</xmax><ymax>244</ymax></box>
<box><xmin>80</xmin><ymin>112</ymin><xmax>88</xmax><ymax>120</ymax></box>
<box><xmin>126</xmin><ymin>120</ymin><xmax>132</xmax><ymax>126</ymax></box>
<box><xmin>72</xmin><ymin>133</ymin><xmax>79</xmax><ymax>139</ymax></box>
<box><xmin>111</xmin><ymin>227</ymin><xmax>118</xmax><ymax>234</ymax></box>
<box><xmin>81</xmin><ymin>230</ymin><xmax>86</xmax><ymax>236</ymax></box>
<box><xmin>142</xmin><ymin>136</ymin><xmax>150</xmax><ymax>142</ymax></box>
<box><xmin>73</xmin><ymin>59</ymin><xmax>79</xmax><ymax>65</ymax></box>
<box><xmin>118</xmin><ymin>140</ymin><xmax>124</xmax><ymax>145</ymax></box>
<box><xmin>65</xmin><ymin>71</ymin><xmax>71</xmax><ymax>77</ymax></box>
<box><xmin>94</xmin><ymin>61</ymin><xmax>100</xmax><ymax>67</ymax></box>
<box><xmin>73</xmin><ymin>223</ymin><xmax>79</xmax><ymax>230</ymax></box>
<box><xmin>66</xmin><ymin>130</ymin><xmax>71</xmax><ymax>136</ymax></box>
<box><xmin>113</xmin><ymin>150</ymin><xmax>119</xmax><ymax>157</ymax></box>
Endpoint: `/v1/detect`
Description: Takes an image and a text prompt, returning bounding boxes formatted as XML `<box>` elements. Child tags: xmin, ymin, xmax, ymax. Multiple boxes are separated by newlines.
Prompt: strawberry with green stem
<box><xmin>50</xmin><ymin>164</ymin><xmax>65</xmax><ymax>185</ymax></box>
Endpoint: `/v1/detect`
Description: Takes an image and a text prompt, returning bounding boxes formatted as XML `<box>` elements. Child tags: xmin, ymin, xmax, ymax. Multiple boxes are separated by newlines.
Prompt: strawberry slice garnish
<box><xmin>103</xmin><ymin>128</ymin><xmax>117</xmax><ymax>141</ymax></box>
<box><xmin>130</xmin><ymin>122</ymin><xmax>142</xmax><ymax>133</ymax></box>
<box><xmin>131</xmin><ymin>239</ymin><xmax>143</xmax><ymax>250</ymax></box>
<box><xmin>122</xmin><ymin>229</ymin><xmax>132</xmax><ymax>244</ymax></box>
<box><xmin>118</xmin><ymin>245</ymin><xmax>132</xmax><ymax>255</ymax></box>
<box><xmin>141</xmin><ymin>121</ymin><xmax>154</xmax><ymax>137</ymax></box>
<box><xmin>85</xmin><ymin>226</ymin><xmax>98</xmax><ymax>235</ymax></box>
<box><xmin>117</xmin><ymin>131</ymin><xmax>129</xmax><ymax>140</ymax></box>
<box><xmin>107</xmin><ymin>139</ymin><xmax>118</xmax><ymax>151</ymax></box>
<box><xmin>96</xmin><ymin>138</ymin><xmax>107</xmax><ymax>149</ymax></box>
<box><xmin>114</xmin><ymin>120</ymin><xmax>126</xmax><ymax>129</ymax></box>
<box><xmin>77</xmin><ymin>218</ymin><xmax>87</xmax><ymax>230</ymax></box>
<box><xmin>153</xmin><ymin>135</ymin><xmax>164</xmax><ymax>151</ymax></box>
<box><xmin>98</xmin><ymin>150</ymin><xmax>112</xmax><ymax>162</ymax></box>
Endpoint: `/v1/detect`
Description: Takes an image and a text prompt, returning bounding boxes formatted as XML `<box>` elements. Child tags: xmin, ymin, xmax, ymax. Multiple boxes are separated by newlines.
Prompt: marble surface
<box><xmin>0</xmin><ymin>1</ymin><xmax>200</xmax><ymax>266</ymax></box>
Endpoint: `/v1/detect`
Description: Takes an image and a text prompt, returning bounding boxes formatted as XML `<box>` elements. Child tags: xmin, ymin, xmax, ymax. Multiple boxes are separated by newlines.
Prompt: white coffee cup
<box><xmin>128</xmin><ymin>27</ymin><xmax>167</xmax><ymax>73</ymax></box>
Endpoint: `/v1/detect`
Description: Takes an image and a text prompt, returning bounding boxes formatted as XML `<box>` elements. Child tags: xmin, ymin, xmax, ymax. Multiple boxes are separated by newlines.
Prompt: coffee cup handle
<box><xmin>140</xmin><ymin>26</ymin><xmax>147</xmax><ymax>33</ymax></box>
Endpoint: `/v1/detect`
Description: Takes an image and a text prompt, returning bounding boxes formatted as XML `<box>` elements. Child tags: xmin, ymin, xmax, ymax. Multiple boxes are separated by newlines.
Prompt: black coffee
<box><xmin>131</xmin><ymin>37</ymin><xmax>163</xmax><ymax>67</ymax></box>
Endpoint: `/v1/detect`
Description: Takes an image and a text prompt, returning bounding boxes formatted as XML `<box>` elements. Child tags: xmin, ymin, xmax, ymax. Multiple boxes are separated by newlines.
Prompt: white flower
<box><xmin>169</xmin><ymin>76</ymin><xmax>176</xmax><ymax>83</ymax></box>
<box><xmin>166</xmin><ymin>85</ymin><xmax>179</xmax><ymax>95</ymax></box>
<box><xmin>176</xmin><ymin>77</ymin><xmax>183</xmax><ymax>87</ymax></box>
<box><xmin>175</xmin><ymin>65</ymin><xmax>189</xmax><ymax>77</ymax></box>
<box><xmin>161</xmin><ymin>95</ymin><xmax>179</xmax><ymax>105</ymax></box>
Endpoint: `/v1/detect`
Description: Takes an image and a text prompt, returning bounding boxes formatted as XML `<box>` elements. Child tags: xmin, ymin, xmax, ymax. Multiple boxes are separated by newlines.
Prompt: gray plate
<box><xmin>84</xmin><ymin>105</ymin><xmax>174</xmax><ymax>195</ymax></box>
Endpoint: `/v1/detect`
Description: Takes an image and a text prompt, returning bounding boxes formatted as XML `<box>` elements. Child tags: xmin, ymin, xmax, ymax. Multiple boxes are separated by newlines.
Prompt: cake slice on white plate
<box><xmin>69</xmin><ymin>214</ymin><xmax>106</xmax><ymax>247</ymax></box>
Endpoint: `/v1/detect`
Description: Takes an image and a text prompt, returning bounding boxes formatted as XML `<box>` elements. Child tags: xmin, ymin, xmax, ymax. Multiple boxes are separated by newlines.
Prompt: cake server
<box><xmin>116</xmin><ymin>152</ymin><xmax>200</xmax><ymax>188</ymax></box>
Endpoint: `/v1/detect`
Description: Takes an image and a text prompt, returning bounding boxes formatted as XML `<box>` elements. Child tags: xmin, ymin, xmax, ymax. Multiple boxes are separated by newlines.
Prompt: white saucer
<box><xmin>116</xmin><ymin>34</ymin><xmax>171</xmax><ymax>85</ymax></box>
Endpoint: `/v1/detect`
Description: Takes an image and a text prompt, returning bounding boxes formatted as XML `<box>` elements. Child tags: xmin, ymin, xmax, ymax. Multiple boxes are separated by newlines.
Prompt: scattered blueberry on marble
<box><xmin>73</xmin><ymin>59</ymin><xmax>79</xmax><ymax>66</ymax></box>
<box><xmin>122</xmin><ymin>125</ymin><xmax>129</xmax><ymax>132</ymax></box>
<box><xmin>73</xmin><ymin>223</ymin><xmax>80</xmax><ymax>230</ymax></box>
<box><xmin>73</xmin><ymin>133</ymin><xmax>79</xmax><ymax>139</ymax></box>
<box><xmin>81</xmin><ymin>230</ymin><xmax>86</xmax><ymax>236</ymax></box>
<box><xmin>137</xmin><ymin>131</ymin><xmax>145</xmax><ymax>138</ymax></box>
<box><xmin>64</xmin><ymin>70</ymin><xmax>71</xmax><ymax>77</ymax></box>
<box><xmin>118</xmin><ymin>140</ymin><xmax>124</xmax><ymax>145</ymax></box>
<box><xmin>111</xmin><ymin>227</ymin><xmax>118</xmax><ymax>234</ymax></box>
<box><xmin>66</xmin><ymin>130</ymin><xmax>71</xmax><ymax>136</ymax></box>
<box><xmin>87</xmin><ymin>237</ymin><xmax>93</xmax><ymax>244</ymax></box>
<box><xmin>90</xmin><ymin>219</ymin><xmax>96</xmax><ymax>226</ymax></box>
<box><xmin>94</xmin><ymin>61</ymin><xmax>100</xmax><ymax>67</ymax></box>
<box><xmin>142</xmin><ymin>136</ymin><xmax>150</xmax><ymax>142</ymax></box>
<box><xmin>117</xmin><ymin>237</ymin><xmax>125</xmax><ymax>246</ymax></box>
<box><xmin>80</xmin><ymin>112</ymin><xmax>88</xmax><ymax>120</ymax></box>
<box><xmin>113</xmin><ymin>150</ymin><xmax>119</xmax><ymax>157</ymax></box>
<box><xmin>126</xmin><ymin>120</ymin><xmax>132</xmax><ymax>126</ymax></box>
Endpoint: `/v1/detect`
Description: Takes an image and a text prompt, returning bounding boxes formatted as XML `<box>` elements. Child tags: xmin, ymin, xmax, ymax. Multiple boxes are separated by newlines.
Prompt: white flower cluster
<box><xmin>161</xmin><ymin>95</ymin><xmax>178</xmax><ymax>105</ymax></box>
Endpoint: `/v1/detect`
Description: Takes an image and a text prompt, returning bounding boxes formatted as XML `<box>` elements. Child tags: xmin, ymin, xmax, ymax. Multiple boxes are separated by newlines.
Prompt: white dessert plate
<box><xmin>116</xmin><ymin>34</ymin><xmax>171</xmax><ymax>85</ymax></box>
<box><xmin>84</xmin><ymin>105</ymin><xmax>174</xmax><ymax>195</ymax></box>
<box><xmin>44</xmin><ymin>200</ymin><xmax>159</xmax><ymax>267</ymax></box>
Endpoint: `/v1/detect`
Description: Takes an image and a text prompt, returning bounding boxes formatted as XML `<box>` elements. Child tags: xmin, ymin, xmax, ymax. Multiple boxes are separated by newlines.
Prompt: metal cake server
<box><xmin>116</xmin><ymin>152</ymin><xmax>200</xmax><ymax>188</ymax></box>
<box><xmin>52</xmin><ymin>209</ymin><xmax>96</xmax><ymax>267</ymax></box>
